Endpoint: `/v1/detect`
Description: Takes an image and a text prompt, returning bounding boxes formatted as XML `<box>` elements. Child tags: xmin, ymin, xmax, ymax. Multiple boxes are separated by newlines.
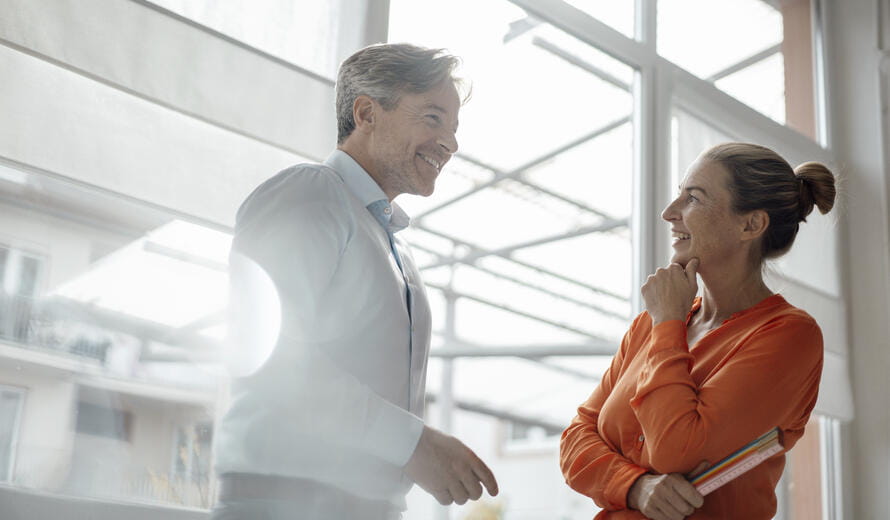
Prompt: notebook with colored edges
<box><xmin>688</xmin><ymin>427</ymin><xmax>784</xmax><ymax>496</ymax></box>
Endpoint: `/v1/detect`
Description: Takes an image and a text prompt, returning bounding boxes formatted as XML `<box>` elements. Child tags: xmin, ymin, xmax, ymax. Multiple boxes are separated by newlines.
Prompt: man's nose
<box><xmin>439</xmin><ymin>130</ymin><xmax>458</xmax><ymax>154</ymax></box>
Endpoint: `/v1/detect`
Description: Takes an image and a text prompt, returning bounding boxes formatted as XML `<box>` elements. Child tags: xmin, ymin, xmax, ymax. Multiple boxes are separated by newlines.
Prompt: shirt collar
<box><xmin>324</xmin><ymin>150</ymin><xmax>410</xmax><ymax>233</ymax></box>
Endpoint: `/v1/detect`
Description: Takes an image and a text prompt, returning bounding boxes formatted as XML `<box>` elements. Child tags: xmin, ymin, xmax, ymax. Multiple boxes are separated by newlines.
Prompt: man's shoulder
<box><xmin>236</xmin><ymin>162</ymin><xmax>349</xmax><ymax>223</ymax></box>
<box><xmin>252</xmin><ymin>162</ymin><xmax>345</xmax><ymax>200</ymax></box>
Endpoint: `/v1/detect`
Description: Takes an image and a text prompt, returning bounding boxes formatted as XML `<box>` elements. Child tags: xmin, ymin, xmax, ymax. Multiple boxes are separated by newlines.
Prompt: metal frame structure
<box><xmin>1</xmin><ymin>0</ymin><xmax>832</xmax><ymax>442</ymax></box>
<box><xmin>394</xmin><ymin>0</ymin><xmax>833</xmax><ymax>448</ymax></box>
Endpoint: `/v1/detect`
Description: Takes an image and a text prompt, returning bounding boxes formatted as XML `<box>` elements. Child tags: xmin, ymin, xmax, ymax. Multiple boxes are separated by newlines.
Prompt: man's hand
<box><xmin>627</xmin><ymin>462</ymin><xmax>707</xmax><ymax>520</ymax></box>
<box><xmin>403</xmin><ymin>425</ymin><xmax>499</xmax><ymax>505</ymax></box>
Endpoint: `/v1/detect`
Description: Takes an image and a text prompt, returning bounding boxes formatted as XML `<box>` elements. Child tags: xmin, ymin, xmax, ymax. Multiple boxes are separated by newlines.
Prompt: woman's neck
<box><xmin>696</xmin><ymin>267</ymin><xmax>773</xmax><ymax>326</ymax></box>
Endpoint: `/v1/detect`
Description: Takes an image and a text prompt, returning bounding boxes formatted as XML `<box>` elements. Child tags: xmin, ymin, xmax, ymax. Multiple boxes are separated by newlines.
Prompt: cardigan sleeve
<box><xmin>629</xmin><ymin>316</ymin><xmax>823</xmax><ymax>474</ymax></box>
<box><xmin>560</xmin><ymin>315</ymin><xmax>649</xmax><ymax>511</ymax></box>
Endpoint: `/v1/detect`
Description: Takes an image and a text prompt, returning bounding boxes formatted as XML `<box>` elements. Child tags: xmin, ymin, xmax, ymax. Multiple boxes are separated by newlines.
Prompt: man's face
<box><xmin>368</xmin><ymin>80</ymin><xmax>461</xmax><ymax>199</ymax></box>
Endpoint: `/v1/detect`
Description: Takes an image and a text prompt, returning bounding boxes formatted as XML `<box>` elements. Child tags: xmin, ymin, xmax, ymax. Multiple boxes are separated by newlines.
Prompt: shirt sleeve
<box><xmin>229</xmin><ymin>167</ymin><xmax>422</xmax><ymax>468</ymax></box>
<box><xmin>629</xmin><ymin>315</ymin><xmax>823</xmax><ymax>474</ymax></box>
<box><xmin>560</xmin><ymin>315</ymin><xmax>649</xmax><ymax>511</ymax></box>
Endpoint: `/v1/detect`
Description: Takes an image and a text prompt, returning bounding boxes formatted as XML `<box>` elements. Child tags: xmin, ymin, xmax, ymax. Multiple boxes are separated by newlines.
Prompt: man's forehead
<box><xmin>401</xmin><ymin>87</ymin><xmax>461</xmax><ymax>117</ymax></box>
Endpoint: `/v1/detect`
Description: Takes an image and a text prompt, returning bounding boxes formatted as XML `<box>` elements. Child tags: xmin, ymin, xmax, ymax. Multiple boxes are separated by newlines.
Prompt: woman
<box><xmin>560</xmin><ymin>142</ymin><xmax>836</xmax><ymax>520</ymax></box>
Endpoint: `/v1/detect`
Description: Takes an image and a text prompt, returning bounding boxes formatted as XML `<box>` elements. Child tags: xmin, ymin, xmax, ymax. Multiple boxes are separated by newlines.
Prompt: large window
<box><xmin>658</xmin><ymin>0</ymin><xmax>826</xmax><ymax>142</ymax></box>
<box><xmin>0</xmin><ymin>162</ymin><xmax>225</xmax><ymax>507</ymax></box>
<box><xmin>388</xmin><ymin>1</ymin><xmax>842</xmax><ymax>519</ymax></box>
<box><xmin>0</xmin><ymin>1</ymin><xmax>849</xmax><ymax>519</ymax></box>
<box><xmin>389</xmin><ymin>1</ymin><xmax>636</xmax><ymax>518</ymax></box>
<box><xmin>147</xmin><ymin>0</ymin><xmax>342</xmax><ymax>77</ymax></box>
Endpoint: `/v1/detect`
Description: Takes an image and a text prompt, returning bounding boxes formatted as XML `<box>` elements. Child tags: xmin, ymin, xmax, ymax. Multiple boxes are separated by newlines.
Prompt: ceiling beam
<box><xmin>706</xmin><ymin>43</ymin><xmax>782</xmax><ymax>82</ymax></box>
<box><xmin>415</xmin><ymin>115</ymin><xmax>630</xmax><ymax>221</ymax></box>
<box><xmin>532</xmin><ymin>36</ymin><xmax>631</xmax><ymax>91</ymax></box>
<box><xmin>410</xmin><ymin>242</ymin><xmax>628</xmax><ymax>320</ymax></box>
<box><xmin>414</xmin><ymin>225</ymin><xmax>628</xmax><ymax>302</ymax></box>
<box><xmin>426</xmin><ymin>392</ymin><xmax>565</xmax><ymax>435</ymax></box>
<box><xmin>425</xmin><ymin>281</ymin><xmax>612</xmax><ymax>341</ymax></box>
<box><xmin>418</xmin><ymin>217</ymin><xmax>627</xmax><ymax>270</ymax></box>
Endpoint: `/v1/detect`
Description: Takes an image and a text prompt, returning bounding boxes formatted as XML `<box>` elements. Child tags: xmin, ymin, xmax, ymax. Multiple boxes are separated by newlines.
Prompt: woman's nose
<box><xmin>661</xmin><ymin>199</ymin><xmax>679</xmax><ymax>222</ymax></box>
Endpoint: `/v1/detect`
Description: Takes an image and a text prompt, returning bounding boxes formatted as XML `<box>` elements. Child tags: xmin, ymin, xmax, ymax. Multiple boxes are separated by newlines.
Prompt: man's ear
<box><xmin>353</xmin><ymin>95</ymin><xmax>376</xmax><ymax>133</ymax></box>
<box><xmin>741</xmin><ymin>209</ymin><xmax>769</xmax><ymax>242</ymax></box>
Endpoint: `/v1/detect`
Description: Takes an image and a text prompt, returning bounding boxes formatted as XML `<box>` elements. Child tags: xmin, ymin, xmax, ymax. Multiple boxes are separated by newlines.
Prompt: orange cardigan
<box><xmin>560</xmin><ymin>295</ymin><xmax>823</xmax><ymax>519</ymax></box>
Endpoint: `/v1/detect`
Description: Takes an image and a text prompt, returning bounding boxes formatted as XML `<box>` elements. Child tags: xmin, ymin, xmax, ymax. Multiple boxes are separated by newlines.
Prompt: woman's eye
<box><xmin>426</xmin><ymin>114</ymin><xmax>441</xmax><ymax>124</ymax></box>
<box><xmin>686</xmin><ymin>194</ymin><xmax>698</xmax><ymax>203</ymax></box>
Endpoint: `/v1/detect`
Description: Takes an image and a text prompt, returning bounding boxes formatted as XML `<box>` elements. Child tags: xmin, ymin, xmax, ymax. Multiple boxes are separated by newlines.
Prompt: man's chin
<box><xmin>416</xmin><ymin>181</ymin><xmax>436</xmax><ymax>197</ymax></box>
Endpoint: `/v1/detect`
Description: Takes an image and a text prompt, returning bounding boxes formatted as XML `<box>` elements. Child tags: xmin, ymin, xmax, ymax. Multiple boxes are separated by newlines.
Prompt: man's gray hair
<box><xmin>336</xmin><ymin>43</ymin><xmax>462</xmax><ymax>144</ymax></box>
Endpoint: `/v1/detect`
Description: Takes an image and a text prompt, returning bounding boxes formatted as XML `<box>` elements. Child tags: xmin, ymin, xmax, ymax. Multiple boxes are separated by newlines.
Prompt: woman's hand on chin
<box><xmin>642</xmin><ymin>258</ymin><xmax>700</xmax><ymax>325</ymax></box>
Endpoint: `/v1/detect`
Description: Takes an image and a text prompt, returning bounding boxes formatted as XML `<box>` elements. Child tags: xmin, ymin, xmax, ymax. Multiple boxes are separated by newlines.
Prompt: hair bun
<box><xmin>794</xmin><ymin>161</ymin><xmax>836</xmax><ymax>220</ymax></box>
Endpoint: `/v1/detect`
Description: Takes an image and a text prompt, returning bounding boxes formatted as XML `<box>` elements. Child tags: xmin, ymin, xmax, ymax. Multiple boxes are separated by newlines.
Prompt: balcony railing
<box><xmin>0</xmin><ymin>293</ymin><xmax>114</xmax><ymax>362</ymax></box>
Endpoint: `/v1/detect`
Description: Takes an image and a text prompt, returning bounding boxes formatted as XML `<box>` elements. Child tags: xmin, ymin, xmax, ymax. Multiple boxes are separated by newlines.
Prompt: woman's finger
<box><xmin>685</xmin><ymin>257</ymin><xmax>700</xmax><ymax>282</ymax></box>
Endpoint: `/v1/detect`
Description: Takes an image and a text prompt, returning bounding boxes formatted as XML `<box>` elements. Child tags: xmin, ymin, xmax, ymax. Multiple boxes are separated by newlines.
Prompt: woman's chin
<box><xmin>670</xmin><ymin>253</ymin><xmax>688</xmax><ymax>267</ymax></box>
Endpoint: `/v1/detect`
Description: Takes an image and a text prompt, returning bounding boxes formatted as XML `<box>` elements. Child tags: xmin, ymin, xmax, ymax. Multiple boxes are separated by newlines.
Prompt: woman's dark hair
<box><xmin>703</xmin><ymin>142</ymin><xmax>836</xmax><ymax>260</ymax></box>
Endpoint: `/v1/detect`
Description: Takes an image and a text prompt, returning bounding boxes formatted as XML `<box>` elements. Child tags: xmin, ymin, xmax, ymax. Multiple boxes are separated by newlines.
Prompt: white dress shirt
<box><xmin>214</xmin><ymin>150</ymin><xmax>432</xmax><ymax>509</ymax></box>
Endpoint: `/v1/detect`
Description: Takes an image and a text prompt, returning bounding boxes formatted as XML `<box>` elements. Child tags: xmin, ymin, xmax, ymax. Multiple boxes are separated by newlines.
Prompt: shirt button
<box><xmin>638</xmin><ymin>434</ymin><xmax>645</xmax><ymax>442</ymax></box>
<box><xmin>383</xmin><ymin>207</ymin><xmax>392</xmax><ymax>215</ymax></box>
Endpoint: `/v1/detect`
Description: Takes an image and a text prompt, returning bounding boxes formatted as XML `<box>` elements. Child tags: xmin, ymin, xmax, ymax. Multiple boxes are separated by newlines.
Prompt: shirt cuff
<box><xmin>649</xmin><ymin>319</ymin><xmax>688</xmax><ymax>354</ymax></box>
<box><xmin>362</xmin><ymin>400</ymin><xmax>425</xmax><ymax>467</ymax></box>
<box><xmin>607</xmin><ymin>463</ymin><xmax>650</xmax><ymax>510</ymax></box>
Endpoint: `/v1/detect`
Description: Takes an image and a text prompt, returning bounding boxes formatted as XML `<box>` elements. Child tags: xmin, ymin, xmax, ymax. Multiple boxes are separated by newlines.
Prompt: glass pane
<box><xmin>0</xmin><ymin>165</ymin><xmax>227</xmax><ymax>508</ymax></box>
<box><xmin>148</xmin><ymin>0</ymin><xmax>341</xmax><ymax>77</ymax></box>
<box><xmin>782</xmin><ymin>415</ymin><xmax>824</xmax><ymax>519</ymax></box>
<box><xmin>562</xmin><ymin>0</ymin><xmax>635</xmax><ymax>38</ymax></box>
<box><xmin>659</xmin><ymin>0</ymin><xmax>819</xmax><ymax>138</ymax></box>
<box><xmin>390</xmin><ymin>1</ymin><xmax>635</xmax><ymax>518</ymax></box>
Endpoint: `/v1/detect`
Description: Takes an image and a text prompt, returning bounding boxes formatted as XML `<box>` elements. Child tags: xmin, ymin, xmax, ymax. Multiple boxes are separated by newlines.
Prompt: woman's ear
<box><xmin>741</xmin><ymin>209</ymin><xmax>769</xmax><ymax>242</ymax></box>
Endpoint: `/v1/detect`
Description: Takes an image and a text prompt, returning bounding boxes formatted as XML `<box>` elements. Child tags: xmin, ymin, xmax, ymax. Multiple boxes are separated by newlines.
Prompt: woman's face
<box><xmin>661</xmin><ymin>159</ymin><xmax>750</xmax><ymax>270</ymax></box>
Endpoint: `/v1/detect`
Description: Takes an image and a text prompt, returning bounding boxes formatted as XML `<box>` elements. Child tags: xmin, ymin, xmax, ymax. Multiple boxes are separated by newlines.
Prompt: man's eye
<box><xmin>426</xmin><ymin>114</ymin><xmax>442</xmax><ymax>124</ymax></box>
<box><xmin>686</xmin><ymin>194</ymin><xmax>698</xmax><ymax>203</ymax></box>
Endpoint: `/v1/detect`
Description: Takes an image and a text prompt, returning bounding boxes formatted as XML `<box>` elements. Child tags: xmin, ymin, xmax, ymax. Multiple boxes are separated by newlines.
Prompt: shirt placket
<box><xmin>367</xmin><ymin>200</ymin><xmax>415</xmax><ymax>405</ymax></box>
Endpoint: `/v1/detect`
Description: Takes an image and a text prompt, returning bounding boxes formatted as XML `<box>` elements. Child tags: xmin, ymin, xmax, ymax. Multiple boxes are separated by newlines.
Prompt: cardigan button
<box><xmin>638</xmin><ymin>434</ymin><xmax>645</xmax><ymax>442</ymax></box>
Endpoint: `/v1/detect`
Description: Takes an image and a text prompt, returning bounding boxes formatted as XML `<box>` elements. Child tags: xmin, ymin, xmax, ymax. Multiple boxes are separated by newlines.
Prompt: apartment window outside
<box><xmin>0</xmin><ymin>386</ymin><xmax>25</xmax><ymax>482</ymax></box>
<box><xmin>171</xmin><ymin>421</ymin><xmax>214</xmax><ymax>506</ymax></box>
<box><xmin>75</xmin><ymin>402</ymin><xmax>132</xmax><ymax>442</ymax></box>
<box><xmin>0</xmin><ymin>244</ymin><xmax>44</xmax><ymax>344</ymax></box>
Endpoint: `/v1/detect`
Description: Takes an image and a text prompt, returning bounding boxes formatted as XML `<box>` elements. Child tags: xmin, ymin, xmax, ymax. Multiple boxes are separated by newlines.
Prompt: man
<box><xmin>212</xmin><ymin>43</ymin><xmax>498</xmax><ymax>520</ymax></box>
